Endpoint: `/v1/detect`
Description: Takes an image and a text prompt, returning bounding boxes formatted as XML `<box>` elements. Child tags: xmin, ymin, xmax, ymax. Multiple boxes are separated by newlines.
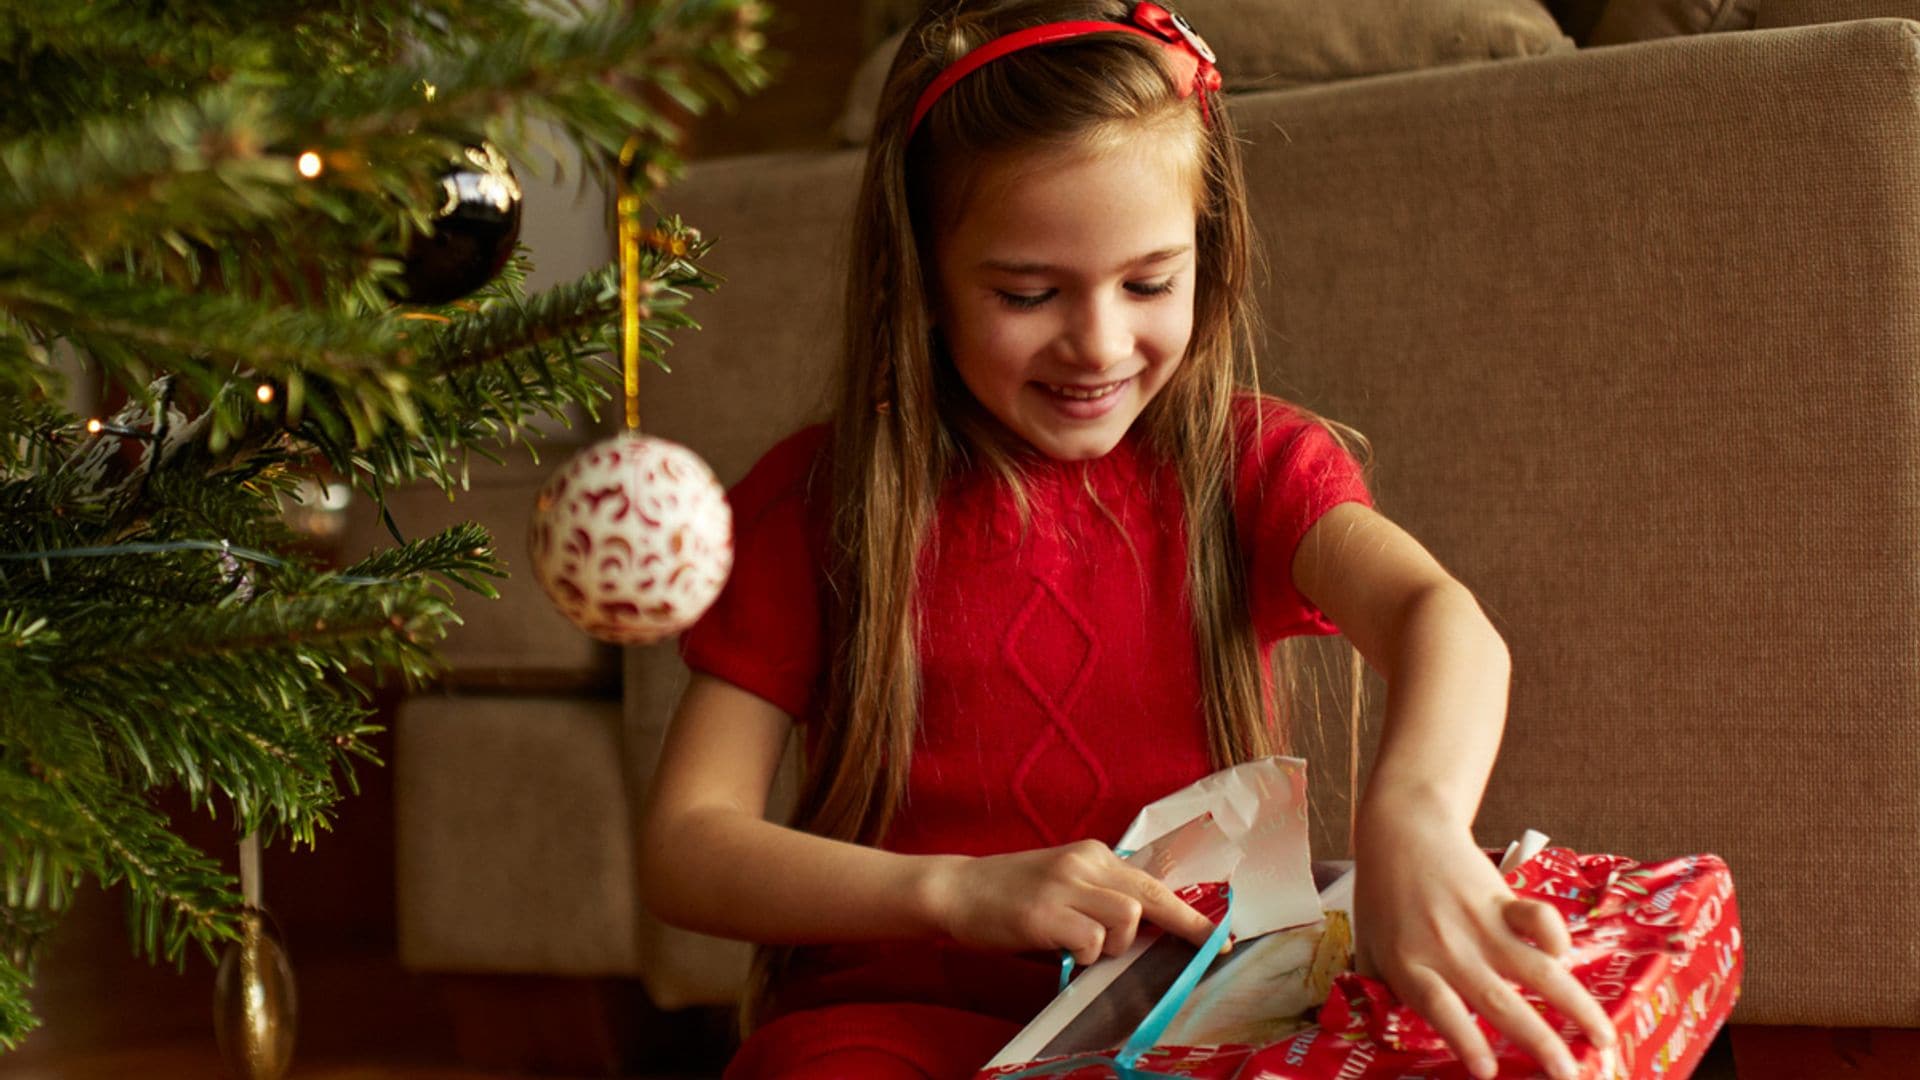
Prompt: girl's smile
<box><xmin>932</xmin><ymin>122</ymin><xmax>1202</xmax><ymax>461</ymax></box>
<box><xmin>1038</xmin><ymin>376</ymin><xmax>1132</xmax><ymax>421</ymax></box>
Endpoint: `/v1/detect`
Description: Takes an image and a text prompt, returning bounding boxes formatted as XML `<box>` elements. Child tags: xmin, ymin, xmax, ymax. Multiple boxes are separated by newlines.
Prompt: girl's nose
<box><xmin>1061</xmin><ymin>294</ymin><xmax>1133</xmax><ymax>371</ymax></box>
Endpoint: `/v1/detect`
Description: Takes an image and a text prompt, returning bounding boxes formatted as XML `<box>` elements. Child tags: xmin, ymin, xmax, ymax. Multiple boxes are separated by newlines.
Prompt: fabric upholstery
<box><xmin>395</xmin><ymin>695</ymin><xmax>641</xmax><ymax>975</ymax></box>
<box><xmin>834</xmin><ymin>1</ymin><xmax>1572</xmax><ymax>143</ymax></box>
<box><xmin>1755</xmin><ymin>0</ymin><xmax>1920</xmax><ymax>26</ymax></box>
<box><xmin>1249</xmin><ymin>18</ymin><xmax>1920</xmax><ymax>1026</ymax></box>
<box><xmin>1195</xmin><ymin>0</ymin><xmax>1572</xmax><ymax>90</ymax></box>
<box><xmin>1589</xmin><ymin>0</ymin><xmax>1759</xmax><ymax>43</ymax></box>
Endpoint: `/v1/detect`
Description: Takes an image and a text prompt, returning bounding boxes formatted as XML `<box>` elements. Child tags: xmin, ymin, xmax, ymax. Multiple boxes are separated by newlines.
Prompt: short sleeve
<box><xmin>678</xmin><ymin>426</ymin><xmax>830</xmax><ymax>721</ymax></box>
<box><xmin>1235</xmin><ymin>397</ymin><xmax>1374</xmax><ymax>641</ymax></box>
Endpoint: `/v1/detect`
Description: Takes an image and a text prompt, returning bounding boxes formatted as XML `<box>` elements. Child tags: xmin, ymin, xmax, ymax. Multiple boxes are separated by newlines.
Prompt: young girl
<box><xmin>639</xmin><ymin>2</ymin><xmax>1616</xmax><ymax>1078</ymax></box>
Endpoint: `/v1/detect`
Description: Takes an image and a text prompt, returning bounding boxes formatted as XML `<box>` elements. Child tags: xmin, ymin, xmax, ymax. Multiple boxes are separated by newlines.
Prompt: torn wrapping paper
<box><xmin>985</xmin><ymin>757</ymin><xmax>1330</xmax><ymax>1070</ymax></box>
<box><xmin>1112</xmin><ymin>757</ymin><xmax>1323</xmax><ymax>939</ymax></box>
<box><xmin>977</xmin><ymin>846</ymin><xmax>1742</xmax><ymax>1080</ymax></box>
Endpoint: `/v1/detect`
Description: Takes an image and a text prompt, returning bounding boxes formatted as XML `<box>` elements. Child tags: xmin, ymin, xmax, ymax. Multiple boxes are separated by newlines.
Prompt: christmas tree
<box><xmin>0</xmin><ymin>0</ymin><xmax>766</xmax><ymax>1048</ymax></box>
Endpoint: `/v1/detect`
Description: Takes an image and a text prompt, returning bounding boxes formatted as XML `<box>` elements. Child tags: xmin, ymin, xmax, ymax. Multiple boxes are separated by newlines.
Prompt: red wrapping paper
<box><xmin>979</xmin><ymin>848</ymin><xmax>1742</xmax><ymax>1080</ymax></box>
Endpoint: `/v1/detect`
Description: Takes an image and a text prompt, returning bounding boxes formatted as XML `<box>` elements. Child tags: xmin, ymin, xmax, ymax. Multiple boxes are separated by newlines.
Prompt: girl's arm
<box><xmin>1291</xmin><ymin>502</ymin><xmax>1613</xmax><ymax>1080</ymax></box>
<box><xmin>638</xmin><ymin>673</ymin><xmax>1216</xmax><ymax>960</ymax></box>
<box><xmin>637</xmin><ymin>673</ymin><xmax>937</xmax><ymax>941</ymax></box>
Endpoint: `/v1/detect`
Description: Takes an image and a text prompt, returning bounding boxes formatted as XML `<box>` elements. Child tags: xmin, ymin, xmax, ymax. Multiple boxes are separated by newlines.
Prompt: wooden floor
<box><xmin>0</xmin><ymin>1033</ymin><xmax>1741</xmax><ymax>1080</ymax></box>
<box><xmin>53</xmin><ymin>1018</ymin><xmax>1920</xmax><ymax>1080</ymax></box>
<box><xmin>0</xmin><ymin>1043</ymin><xmax>536</xmax><ymax>1080</ymax></box>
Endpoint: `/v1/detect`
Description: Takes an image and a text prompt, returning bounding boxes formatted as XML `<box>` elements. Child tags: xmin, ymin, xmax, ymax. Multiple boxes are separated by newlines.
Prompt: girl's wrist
<box><xmin>1354</xmin><ymin>780</ymin><xmax>1474</xmax><ymax>848</ymax></box>
<box><xmin>910</xmin><ymin>853</ymin><xmax>968</xmax><ymax>939</ymax></box>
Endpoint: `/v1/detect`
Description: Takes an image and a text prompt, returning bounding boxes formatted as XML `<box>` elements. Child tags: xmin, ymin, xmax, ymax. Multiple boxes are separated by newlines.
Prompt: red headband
<box><xmin>907</xmin><ymin>2</ymin><xmax>1222</xmax><ymax>139</ymax></box>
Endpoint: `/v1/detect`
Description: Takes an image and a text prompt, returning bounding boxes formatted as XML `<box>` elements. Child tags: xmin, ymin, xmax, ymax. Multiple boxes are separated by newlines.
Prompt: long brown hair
<box><xmin>744</xmin><ymin>0</ymin><xmax>1370</xmax><ymax>1029</ymax></box>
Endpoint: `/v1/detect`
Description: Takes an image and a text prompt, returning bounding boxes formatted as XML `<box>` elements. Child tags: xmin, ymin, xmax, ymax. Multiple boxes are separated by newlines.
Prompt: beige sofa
<box><xmin>377</xmin><ymin>0</ymin><xmax>1920</xmax><ymax>1048</ymax></box>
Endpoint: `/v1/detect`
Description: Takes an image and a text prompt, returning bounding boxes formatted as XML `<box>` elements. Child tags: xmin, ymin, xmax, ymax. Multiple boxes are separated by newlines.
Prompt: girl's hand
<box><xmin>920</xmin><ymin>840</ymin><xmax>1220</xmax><ymax>966</ymax></box>
<box><xmin>1353</xmin><ymin>810</ymin><xmax>1616</xmax><ymax>1080</ymax></box>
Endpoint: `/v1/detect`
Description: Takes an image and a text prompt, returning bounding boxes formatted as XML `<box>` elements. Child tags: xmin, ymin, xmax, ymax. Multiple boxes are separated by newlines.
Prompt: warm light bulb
<box><xmin>86</xmin><ymin>418</ymin><xmax>103</xmax><ymax>434</ymax></box>
<box><xmin>255</xmin><ymin>383</ymin><xmax>275</xmax><ymax>403</ymax></box>
<box><xmin>297</xmin><ymin>151</ymin><xmax>323</xmax><ymax>178</ymax></box>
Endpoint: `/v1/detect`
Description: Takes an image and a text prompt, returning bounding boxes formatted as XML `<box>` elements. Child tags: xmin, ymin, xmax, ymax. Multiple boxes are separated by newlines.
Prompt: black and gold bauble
<box><xmin>394</xmin><ymin>141</ymin><xmax>523</xmax><ymax>306</ymax></box>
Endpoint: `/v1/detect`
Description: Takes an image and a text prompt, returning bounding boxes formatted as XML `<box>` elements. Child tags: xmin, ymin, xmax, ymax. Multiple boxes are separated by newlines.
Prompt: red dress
<box><xmin>680</xmin><ymin>397</ymin><xmax>1372</xmax><ymax>1079</ymax></box>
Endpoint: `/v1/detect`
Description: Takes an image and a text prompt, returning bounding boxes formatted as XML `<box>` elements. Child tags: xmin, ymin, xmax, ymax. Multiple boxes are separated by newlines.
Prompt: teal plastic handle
<box><xmin>1009</xmin><ymin>886</ymin><xmax>1235</xmax><ymax>1080</ymax></box>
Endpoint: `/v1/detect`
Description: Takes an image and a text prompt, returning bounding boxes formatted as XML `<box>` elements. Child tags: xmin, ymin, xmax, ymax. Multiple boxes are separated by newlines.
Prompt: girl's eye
<box><xmin>1127</xmin><ymin>277</ymin><xmax>1178</xmax><ymax>298</ymax></box>
<box><xmin>994</xmin><ymin>290</ymin><xmax>1052</xmax><ymax>310</ymax></box>
<box><xmin>992</xmin><ymin>277</ymin><xmax>1178</xmax><ymax>311</ymax></box>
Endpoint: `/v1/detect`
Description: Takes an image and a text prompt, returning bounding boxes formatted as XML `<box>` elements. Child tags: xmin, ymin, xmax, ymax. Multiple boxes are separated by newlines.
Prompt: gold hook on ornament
<box><xmin>617</xmin><ymin>136</ymin><xmax>647</xmax><ymax>433</ymax></box>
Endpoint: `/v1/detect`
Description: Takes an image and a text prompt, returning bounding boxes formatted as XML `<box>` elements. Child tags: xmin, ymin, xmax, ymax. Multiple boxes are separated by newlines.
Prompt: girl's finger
<box><xmin>1115</xmin><ymin>867</ymin><xmax>1217</xmax><ymax>949</ymax></box>
<box><xmin>1462</xmin><ymin>975</ymin><xmax>1577</xmax><ymax>1080</ymax></box>
<box><xmin>1493</xmin><ymin>935</ymin><xmax>1617</xmax><ymax>1053</ymax></box>
<box><xmin>1069</xmin><ymin>884</ymin><xmax>1146</xmax><ymax>958</ymax></box>
<box><xmin>1503</xmin><ymin>898</ymin><xmax>1572</xmax><ymax>957</ymax></box>
<box><xmin>1394</xmin><ymin>966</ymin><xmax>1499</xmax><ymax>1080</ymax></box>
<box><xmin>1046</xmin><ymin>908</ymin><xmax>1108</xmax><ymax>968</ymax></box>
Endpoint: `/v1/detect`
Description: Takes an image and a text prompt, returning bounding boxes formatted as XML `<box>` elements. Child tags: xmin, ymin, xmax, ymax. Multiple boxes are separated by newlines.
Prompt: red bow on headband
<box><xmin>1131</xmin><ymin>2</ymin><xmax>1223</xmax><ymax>121</ymax></box>
<box><xmin>907</xmin><ymin>2</ymin><xmax>1224</xmax><ymax>137</ymax></box>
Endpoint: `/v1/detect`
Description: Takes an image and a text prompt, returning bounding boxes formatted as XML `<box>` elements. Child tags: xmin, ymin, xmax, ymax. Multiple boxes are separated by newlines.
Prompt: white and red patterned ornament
<box><xmin>529</xmin><ymin>136</ymin><xmax>732</xmax><ymax>644</ymax></box>
<box><xmin>528</xmin><ymin>432</ymin><xmax>731</xmax><ymax>645</ymax></box>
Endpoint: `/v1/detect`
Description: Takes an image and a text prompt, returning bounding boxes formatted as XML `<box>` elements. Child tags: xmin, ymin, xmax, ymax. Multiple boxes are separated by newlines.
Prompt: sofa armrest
<box><xmin>1757</xmin><ymin>0</ymin><xmax>1920</xmax><ymax>27</ymax></box>
<box><xmin>1238</xmin><ymin>20</ymin><xmax>1920</xmax><ymax>1026</ymax></box>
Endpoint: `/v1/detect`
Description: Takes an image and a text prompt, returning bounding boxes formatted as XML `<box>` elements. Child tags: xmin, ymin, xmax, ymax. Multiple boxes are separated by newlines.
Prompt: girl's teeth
<box><xmin>1050</xmin><ymin>382</ymin><xmax>1117</xmax><ymax>399</ymax></box>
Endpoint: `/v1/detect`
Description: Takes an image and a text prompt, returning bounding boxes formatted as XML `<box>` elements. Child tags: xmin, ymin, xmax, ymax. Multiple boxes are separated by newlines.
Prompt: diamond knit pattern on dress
<box><xmin>1004</xmin><ymin>573</ymin><xmax>1109</xmax><ymax>845</ymax></box>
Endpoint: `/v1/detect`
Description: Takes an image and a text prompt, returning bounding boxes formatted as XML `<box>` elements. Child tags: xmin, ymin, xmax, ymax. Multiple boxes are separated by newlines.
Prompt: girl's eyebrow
<box><xmin>978</xmin><ymin>245</ymin><xmax>1191</xmax><ymax>276</ymax></box>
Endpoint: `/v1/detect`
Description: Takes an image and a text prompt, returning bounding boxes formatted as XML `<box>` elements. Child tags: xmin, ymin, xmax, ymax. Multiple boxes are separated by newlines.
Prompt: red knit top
<box><xmin>680</xmin><ymin>395</ymin><xmax>1372</xmax><ymax>1042</ymax></box>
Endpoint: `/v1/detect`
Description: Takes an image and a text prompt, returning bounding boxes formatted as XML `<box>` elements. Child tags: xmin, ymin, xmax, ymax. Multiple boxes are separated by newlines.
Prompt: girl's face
<box><xmin>932</xmin><ymin>127</ymin><xmax>1201</xmax><ymax>461</ymax></box>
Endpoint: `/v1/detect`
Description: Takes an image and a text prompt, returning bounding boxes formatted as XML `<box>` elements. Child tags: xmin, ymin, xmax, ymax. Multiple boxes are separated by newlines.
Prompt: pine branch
<box><xmin>0</xmin><ymin>761</ymin><xmax>91</xmax><ymax>921</ymax></box>
<box><xmin>0</xmin><ymin>0</ymin><xmax>768</xmax><ymax>1051</ymax></box>
<box><xmin>0</xmin><ymin>954</ymin><xmax>34</xmax><ymax>1051</ymax></box>
<box><xmin>339</xmin><ymin>521</ymin><xmax>501</xmax><ymax>598</ymax></box>
<box><xmin>0</xmin><ymin>83</ymin><xmax>297</xmax><ymax>249</ymax></box>
<box><xmin>0</xmin><ymin>327</ymin><xmax>61</xmax><ymax>410</ymax></box>
<box><xmin>0</xmin><ymin>253</ymin><xmax>405</xmax><ymax>377</ymax></box>
<box><xmin>423</xmin><ymin>221</ymin><xmax>717</xmax><ymax>380</ymax></box>
<box><xmin>0</xmin><ymin>4</ymin><xmax>769</xmax><ymax>264</ymax></box>
<box><xmin>70</xmin><ymin>783</ymin><xmax>243</xmax><ymax>967</ymax></box>
<box><xmin>290</xmin><ymin>253</ymin><xmax>631</xmax><ymax>493</ymax></box>
<box><xmin>289</xmin><ymin>4</ymin><xmax>769</xmax><ymax>158</ymax></box>
<box><xmin>57</xmin><ymin>581</ymin><xmax>452</xmax><ymax>683</ymax></box>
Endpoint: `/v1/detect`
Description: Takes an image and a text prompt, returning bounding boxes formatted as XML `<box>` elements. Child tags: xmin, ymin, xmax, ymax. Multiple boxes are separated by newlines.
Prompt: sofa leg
<box><xmin>434</xmin><ymin>973</ymin><xmax>736</xmax><ymax>1076</ymax></box>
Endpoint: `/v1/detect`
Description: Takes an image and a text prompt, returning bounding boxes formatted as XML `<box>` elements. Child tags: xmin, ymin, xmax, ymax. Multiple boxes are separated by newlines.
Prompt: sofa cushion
<box><xmin>1588</xmin><ymin>0</ymin><xmax>1760</xmax><ymax>43</ymax></box>
<box><xmin>395</xmin><ymin>695</ymin><xmax>642</xmax><ymax>977</ymax></box>
<box><xmin>836</xmin><ymin>0</ymin><xmax>1573</xmax><ymax>143</ymax></box>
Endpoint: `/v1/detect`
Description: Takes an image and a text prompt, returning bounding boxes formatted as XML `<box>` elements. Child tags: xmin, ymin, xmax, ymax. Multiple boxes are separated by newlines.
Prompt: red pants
<box><xmin>724</xmin><ymin>1002</ymin><xmax>1023</xmax><ymax>1080</ymax></box>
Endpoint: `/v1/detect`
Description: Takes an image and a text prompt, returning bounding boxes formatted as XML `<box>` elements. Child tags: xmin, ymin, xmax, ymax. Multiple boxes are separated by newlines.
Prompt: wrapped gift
<box><xmin>977</xmin><ymin>761</ymin><xmax>1743</xmax><ymax>1080</ymax></box>
<box><xmin>1251</xmin><ymin>848</ymin><xmax>1744</xmax><ymax>1079</ymax></box>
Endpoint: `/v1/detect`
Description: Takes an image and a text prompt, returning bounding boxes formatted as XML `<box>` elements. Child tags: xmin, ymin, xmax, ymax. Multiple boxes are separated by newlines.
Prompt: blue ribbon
<box><xmin>1010</xmin><ymin>885</ymin><xmax>1234</xmax><ymax>1080</ymax></box>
